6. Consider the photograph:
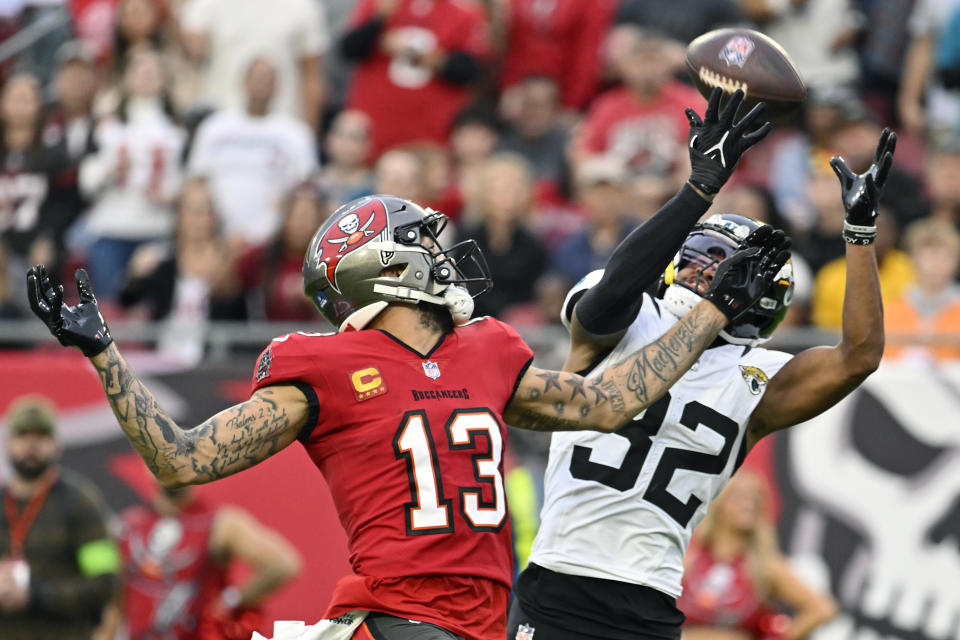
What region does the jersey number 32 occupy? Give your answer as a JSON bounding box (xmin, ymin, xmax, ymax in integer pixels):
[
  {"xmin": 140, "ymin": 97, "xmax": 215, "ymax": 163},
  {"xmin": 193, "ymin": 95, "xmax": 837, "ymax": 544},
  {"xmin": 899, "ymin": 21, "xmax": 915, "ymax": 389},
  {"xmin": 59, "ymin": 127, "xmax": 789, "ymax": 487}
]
[{"xmin": 570, "ymin": 391, "xmax": 742, "ymax": 528}]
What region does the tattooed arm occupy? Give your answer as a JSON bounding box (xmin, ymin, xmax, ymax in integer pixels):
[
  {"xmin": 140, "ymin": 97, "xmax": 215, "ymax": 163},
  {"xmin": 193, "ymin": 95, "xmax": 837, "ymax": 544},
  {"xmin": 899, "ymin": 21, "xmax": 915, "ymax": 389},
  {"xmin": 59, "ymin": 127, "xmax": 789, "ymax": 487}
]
[
  {"xmin": 504, "ymin": 300, "xmax": 728, "ymax": 432},
  {"xmin": 90, "ymin": 344, "xmax": 307, "ymax": 487}
]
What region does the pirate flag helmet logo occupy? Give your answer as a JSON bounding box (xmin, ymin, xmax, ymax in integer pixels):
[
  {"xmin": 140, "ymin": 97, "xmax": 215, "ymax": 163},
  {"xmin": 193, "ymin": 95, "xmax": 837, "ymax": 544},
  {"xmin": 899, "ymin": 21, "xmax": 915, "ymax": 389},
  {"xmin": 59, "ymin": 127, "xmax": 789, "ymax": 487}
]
[{"xmin": 303, "ymin": 195, "xmax": 492, "ymax": 332}]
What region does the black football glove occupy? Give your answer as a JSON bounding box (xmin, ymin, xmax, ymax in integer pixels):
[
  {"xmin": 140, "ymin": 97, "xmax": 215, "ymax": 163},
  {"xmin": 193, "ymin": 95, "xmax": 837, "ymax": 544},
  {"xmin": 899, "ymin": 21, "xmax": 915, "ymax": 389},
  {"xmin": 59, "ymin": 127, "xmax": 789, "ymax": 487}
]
[
  {"xmin": 704, "ymin": 225, "xmax": 792, "ymax": 321},
  {"xmin": 27, "ymin": 265, "xmax": 113, "ymax": 357},
  {"xmin": 687, "ymin": 87, "xmax": 772, "ymax": 195},
  {"xmin": 830, "ymin": 127, "xmax": 896, "ymax": 245}
]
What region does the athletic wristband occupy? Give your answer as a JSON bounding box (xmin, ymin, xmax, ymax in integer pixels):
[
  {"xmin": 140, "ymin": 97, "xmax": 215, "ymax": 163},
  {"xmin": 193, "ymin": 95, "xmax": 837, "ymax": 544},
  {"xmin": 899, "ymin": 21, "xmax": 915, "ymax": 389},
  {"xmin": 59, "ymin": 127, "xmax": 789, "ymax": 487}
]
[{"xmin": 843, "ymin": 221, "xmax": 877, "ymax": 245}]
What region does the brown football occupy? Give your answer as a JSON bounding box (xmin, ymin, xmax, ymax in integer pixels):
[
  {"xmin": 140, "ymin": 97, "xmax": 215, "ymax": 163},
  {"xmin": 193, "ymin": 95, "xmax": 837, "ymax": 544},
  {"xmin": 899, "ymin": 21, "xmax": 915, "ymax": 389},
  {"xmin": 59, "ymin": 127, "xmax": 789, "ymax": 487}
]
[{"xmin": 685, "ymin": 28, "xmax": 805, "ymax": 119}]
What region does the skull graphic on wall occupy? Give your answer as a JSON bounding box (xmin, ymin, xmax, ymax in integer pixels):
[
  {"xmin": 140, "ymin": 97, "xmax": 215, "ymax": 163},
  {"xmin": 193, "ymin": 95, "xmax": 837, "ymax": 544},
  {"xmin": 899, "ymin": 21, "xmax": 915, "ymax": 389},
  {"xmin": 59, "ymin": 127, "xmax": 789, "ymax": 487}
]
[{"xmin": 779, "ymin": 363, "xmax": 960, "ymax": 640}]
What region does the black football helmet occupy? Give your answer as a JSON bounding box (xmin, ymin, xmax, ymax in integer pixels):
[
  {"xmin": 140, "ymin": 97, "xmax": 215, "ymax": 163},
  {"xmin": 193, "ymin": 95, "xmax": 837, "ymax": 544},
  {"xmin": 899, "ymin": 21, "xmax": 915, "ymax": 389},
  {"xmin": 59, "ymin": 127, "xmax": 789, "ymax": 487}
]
[
  {"xmin": 302, "ymin": 195, "xmax": 491, "ymax": 331},
  {"xmin": 657, "ymin": 213, "xmax": 794, "ymax": 346}
]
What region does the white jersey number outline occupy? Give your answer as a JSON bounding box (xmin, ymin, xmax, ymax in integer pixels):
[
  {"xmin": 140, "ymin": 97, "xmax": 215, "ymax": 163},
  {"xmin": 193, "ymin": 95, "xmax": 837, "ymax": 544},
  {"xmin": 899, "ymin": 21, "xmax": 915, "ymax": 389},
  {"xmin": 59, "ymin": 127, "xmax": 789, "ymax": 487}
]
[{"xmin": 394, "ymin": 409, "xmax": 506, "ymax": 535}]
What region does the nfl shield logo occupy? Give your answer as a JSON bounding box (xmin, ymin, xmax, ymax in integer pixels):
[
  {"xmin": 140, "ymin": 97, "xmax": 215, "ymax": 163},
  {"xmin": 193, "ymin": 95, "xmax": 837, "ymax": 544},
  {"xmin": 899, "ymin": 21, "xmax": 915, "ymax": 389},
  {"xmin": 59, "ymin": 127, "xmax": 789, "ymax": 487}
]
[
  {"xmin": 516, "ymin": 624, "xmax": 535, "ymax": 640},
  {"xmin": 422, "ymin": 361, "xmax": 441, "ymax": 379},
  {"xmin": 719, "ymin": 35, "xmax": 755, "ymax": 67}
]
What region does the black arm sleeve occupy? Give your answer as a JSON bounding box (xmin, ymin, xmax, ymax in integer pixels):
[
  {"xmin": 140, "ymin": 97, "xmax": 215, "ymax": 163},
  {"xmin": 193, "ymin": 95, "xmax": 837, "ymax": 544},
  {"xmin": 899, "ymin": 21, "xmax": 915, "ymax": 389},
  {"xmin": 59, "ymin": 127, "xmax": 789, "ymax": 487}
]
[
  {"xmin": 340, "ymin": 17, "xmax": 386, "ymax": 61},
  {"xmin": 438, "ymin": 50, "xmax": 482, "ymax": 85},
  {"xmin": 574, "ymin": 184, "xmax": 712, "ymax": 337}
]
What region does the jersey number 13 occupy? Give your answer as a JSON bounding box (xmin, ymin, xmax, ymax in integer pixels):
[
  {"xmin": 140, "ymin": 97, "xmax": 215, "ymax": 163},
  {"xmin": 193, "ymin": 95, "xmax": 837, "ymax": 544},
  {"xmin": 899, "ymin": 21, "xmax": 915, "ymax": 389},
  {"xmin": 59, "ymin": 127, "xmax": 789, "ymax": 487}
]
[{"xmin": 393, "ymin": 408, "xmax": 506, "ymax": 535}]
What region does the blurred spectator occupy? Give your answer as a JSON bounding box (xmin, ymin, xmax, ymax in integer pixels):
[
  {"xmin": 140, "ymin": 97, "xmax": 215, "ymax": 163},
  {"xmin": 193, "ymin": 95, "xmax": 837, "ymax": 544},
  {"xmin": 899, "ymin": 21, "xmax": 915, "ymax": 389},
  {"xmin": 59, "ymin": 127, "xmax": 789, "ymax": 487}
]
[
  {"xmin": 496, "ymin": 0, "xmax": 615, "ymax": 112},
  {"xmin": 811, "ymin": 209, "xmax": 914, "ymax": 330},
  {"xmin": 46, "ymin": 41, "xmax": 98, "ymax": 161},
  {"xmin": 79, "ymin": 48, "xmax": 184, "ymax": 300},
  {"xmin": 101, "ymin": 482, "xmax": 301, "ymax": 640},
  {"xmin": 0, "ymin": 395, "xmax": 119, "ymax": 640},
  {"xmin": 745, "ymin": 0, "xmax": 861, "ymax": 92},
  {"xmin": 856, "ymin": 0, "xmax": 915, "ymax": 122},
  {"xmin": 180, "ymin": 0, "xmax": 328, "ymax": 128},
  {"xmin": 319, "ymin": 109, "xmax": 374, "ymax": 208},
  {"xmin": 188, "ymin": 56, "xmax": 318, "ymax": 248},
  {"xmin": 238, "ymin": 181, "xmax": 329, "ymax": 322},
  {"xmin": 884, "ymin": 219, "xmax": 960, "ymax": 362},
  {"xmin": 459, "ymin": 152, "xmax": 548, "ymax": 319},
  {"xmin": 926, "ymin": 142, "xmax": 960, "ymax": 225},
  {"xmin": 497, "ymin": 75, "xmax": 571, "ymax": 207},
  {"xmin": 552, "ymin": 156, "xmax": 631, "ymax": 284},
  {"xmin": 120, "ymin": 178, "xmax": 244, "ymax": 345},
  {"xmin": 374, "ymin": 147, "xmax": 424, "ymax": 203},
  {"xmin": 898, "ymin": 0, "xmax": 960, "ymax": 140},
  {"xmin": 341, "ymin": 0, "xmax": 489, "ymax": 157},
  {"xmin": 768, "ymin": 87, "xmax": 852, "ymax": 232},
  {"xmin": 0, "ymin": 72, "xmax": 69, "ymax": 279},
  {"xmin": 679, "ymin": 470, "xmax": 838, "ymax": 640},
  {"xmin": 615, "ymin": 0, "xmax": 743, "ymax": 45},
  {"xmin": 450, "ymin": 105, "xmax": 501, "ymax": 221},
  {"xmin": 110, "ymin": 0, "xmax": 165, "ymax": 73},
  {"xmin": 41, "ymin": 42, "xmax": 99, "ymax": 271},
  {"xmin": 574, "ymin": 26, "xmax": 699, "ymax": 183},
  {"xmin": 413, "ymin": 143, "xmax": 457, "ymax": 216}
]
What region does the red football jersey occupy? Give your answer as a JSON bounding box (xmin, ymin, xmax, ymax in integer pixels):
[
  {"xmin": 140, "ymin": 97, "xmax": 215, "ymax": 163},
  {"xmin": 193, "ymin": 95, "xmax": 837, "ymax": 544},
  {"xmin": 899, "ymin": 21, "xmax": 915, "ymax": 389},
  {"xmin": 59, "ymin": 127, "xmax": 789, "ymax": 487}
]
[
  {"xmin": 119, "ymin": 500, "xmax": 226, "ymax": 640},
  {"xmin": 576, "ymin": 83, "xmax": 703, "ymax": 176},
  {"xmin": 250, "ymin": 318, "xmax": 533, "ymax": 640},
  {"xmin": 499, "ymin": 0, "xmax": 615, "ymax": 109},
  {"xmin": 679, "ymin": 541, "xmax": 785, "ymax": 639},
  {"xmin": 345, "ymin": 0, "xmax": 489, "ymax": 158}
]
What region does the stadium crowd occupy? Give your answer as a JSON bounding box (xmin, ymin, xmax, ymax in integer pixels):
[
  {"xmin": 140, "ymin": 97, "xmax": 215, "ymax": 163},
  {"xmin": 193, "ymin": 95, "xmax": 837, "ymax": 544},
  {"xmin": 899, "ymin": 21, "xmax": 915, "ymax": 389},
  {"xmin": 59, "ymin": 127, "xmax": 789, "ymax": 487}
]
[{"xmin": 0, "ymin": 0, "xmax": 958, "ymax": 357}]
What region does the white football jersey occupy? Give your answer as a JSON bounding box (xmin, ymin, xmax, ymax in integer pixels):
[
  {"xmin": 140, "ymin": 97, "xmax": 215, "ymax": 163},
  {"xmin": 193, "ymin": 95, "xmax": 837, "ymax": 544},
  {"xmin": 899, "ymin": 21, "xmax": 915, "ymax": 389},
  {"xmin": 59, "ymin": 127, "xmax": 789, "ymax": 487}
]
[{"xmin": 528, "ymin": 274, "xmax": 792, "ymax": 598}]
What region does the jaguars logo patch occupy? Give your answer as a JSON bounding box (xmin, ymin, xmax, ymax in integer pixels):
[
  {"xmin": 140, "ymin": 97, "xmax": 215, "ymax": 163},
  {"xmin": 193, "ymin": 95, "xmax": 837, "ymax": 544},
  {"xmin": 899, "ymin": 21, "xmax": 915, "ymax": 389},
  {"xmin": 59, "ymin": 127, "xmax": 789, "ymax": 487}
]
[{"xmin": 739, "ymin": 365, "xmax": 769, "ymax": 395}]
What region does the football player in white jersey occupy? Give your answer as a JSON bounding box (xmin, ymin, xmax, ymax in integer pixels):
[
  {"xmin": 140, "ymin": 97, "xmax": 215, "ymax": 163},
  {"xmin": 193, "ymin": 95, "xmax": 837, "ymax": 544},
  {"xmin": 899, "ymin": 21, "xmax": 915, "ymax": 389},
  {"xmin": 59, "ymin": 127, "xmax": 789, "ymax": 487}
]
[{"xmin": 507, "ymin": 88, "xmax": 895, "ymax": 640}]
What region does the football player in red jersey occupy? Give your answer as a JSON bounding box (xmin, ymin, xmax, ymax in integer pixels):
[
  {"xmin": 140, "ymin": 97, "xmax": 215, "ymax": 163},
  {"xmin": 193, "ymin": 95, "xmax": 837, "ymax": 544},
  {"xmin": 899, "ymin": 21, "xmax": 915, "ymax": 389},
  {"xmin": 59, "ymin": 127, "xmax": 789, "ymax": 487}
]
[{"xmin": 25, "ymin": 97, "xmax": 787, "ymax": 640}]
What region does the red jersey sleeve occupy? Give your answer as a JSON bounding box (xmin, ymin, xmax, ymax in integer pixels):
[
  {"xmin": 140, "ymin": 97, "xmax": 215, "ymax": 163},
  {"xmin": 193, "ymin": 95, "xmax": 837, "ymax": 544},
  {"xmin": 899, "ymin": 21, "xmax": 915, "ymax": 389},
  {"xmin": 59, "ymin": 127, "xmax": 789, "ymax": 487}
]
[
  {"xmin": 489, "ymin": 319, "xmax": 535, "ymax": 411},
  {"xmin": 250, "ymin": 334, "xmax": 330, "ymax": 443}
]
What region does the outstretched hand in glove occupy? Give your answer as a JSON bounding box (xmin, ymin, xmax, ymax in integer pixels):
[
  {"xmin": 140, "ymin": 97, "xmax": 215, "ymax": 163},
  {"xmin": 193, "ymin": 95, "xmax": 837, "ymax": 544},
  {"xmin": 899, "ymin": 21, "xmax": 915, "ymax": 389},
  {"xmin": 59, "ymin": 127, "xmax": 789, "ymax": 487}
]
[
  {"xmin": 687, "ymin": 87, "xmax": 772, "ymax": 196},
  {"xmin": 830, "ymin": 127, "xmax": 897, "ymax": 245},
  {"xmin": 26, "ymin": 265, "xmax": 113, "ymax": 357}
]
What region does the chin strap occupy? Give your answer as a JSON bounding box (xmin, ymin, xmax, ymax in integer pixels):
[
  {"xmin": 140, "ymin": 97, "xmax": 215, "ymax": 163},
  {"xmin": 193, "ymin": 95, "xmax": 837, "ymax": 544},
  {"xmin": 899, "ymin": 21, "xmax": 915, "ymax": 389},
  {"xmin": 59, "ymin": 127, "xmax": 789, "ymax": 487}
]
[{"xmin": 344, "ymin": 284, "xmax": 474, "ymax": 333}]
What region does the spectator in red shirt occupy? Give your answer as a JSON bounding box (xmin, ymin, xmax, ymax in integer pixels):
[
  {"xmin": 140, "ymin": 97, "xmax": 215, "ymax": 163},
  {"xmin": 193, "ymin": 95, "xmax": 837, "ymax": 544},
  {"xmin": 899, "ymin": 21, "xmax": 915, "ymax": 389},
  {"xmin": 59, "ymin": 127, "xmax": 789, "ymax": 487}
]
[
  {"xmin": 496, "ymin": 0, "xmax": 616, "ymax": 112},
  {"xmin": 574, "ymin": 26, "xmax": 700, "ymax": 183},
  {"xmin": 237, "ymin": 181, "xmax": 331, "ymax": 323},
  {"xmin": 340, "ymin": 0, "xmax": 490, "ymax": 158}
]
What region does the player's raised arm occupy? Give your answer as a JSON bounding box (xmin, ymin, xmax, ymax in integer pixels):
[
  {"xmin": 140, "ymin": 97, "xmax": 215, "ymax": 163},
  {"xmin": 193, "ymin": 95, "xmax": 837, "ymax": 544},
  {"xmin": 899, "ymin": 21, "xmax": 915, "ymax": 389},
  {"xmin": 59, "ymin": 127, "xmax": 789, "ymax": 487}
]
[
  {"xmin": 567, "ymin": 88, "xmax": 771, "ymax": 371},
  {"xmin": 747, "ymin": 129, "xmax": 894, "ymax": 445},
  {"xmin": 26, "ymin": 267, "xmax": 308, "ymax": 486},
  {"xmin": 505, "ymin": 226, "xmax": 791, "ymax": 432}
]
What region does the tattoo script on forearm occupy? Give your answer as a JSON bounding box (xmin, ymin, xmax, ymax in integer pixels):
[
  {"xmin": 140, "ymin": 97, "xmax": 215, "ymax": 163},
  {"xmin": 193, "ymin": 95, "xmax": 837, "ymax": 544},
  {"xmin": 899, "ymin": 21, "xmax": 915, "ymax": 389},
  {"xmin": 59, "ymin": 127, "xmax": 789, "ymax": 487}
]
[
  {"xmin": 92, "ymin": 344, "xmax": 293, "ymax": 484},
  {"xmin": 510, "ymin": 302, "xmax": 725, "ymax": 432}
]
